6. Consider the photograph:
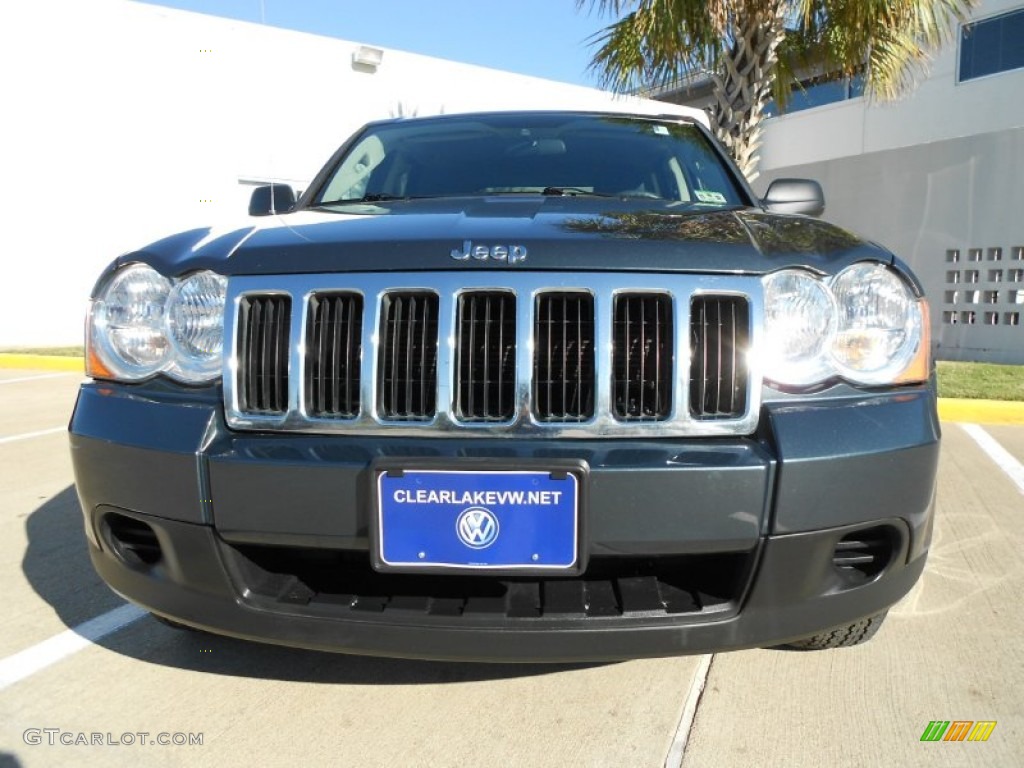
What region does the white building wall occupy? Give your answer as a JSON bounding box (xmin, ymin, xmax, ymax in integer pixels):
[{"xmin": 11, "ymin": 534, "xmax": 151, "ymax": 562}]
[
  {"xmin": 760, "ymin": 0, "xmax": 1024, "ymax": 171},
  {"xmin": 0, "ymin": 0, "xmax": 698, "ymax": 348}
]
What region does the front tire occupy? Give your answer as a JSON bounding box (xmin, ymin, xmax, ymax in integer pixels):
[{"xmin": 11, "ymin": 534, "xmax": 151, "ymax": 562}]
[{"xmin": 784, "ymin": 611, "xmax": 888, "ymax": 650}]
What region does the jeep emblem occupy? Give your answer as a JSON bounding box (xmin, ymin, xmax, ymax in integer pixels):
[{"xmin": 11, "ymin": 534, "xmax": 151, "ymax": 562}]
[{"xmin": 450, "ymin": 240, "xmax": 528, "ymax": 264}]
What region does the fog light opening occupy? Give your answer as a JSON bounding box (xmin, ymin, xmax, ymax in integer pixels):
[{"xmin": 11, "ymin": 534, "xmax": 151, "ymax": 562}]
[
  {"xmin": 832, "ymin": 526, "xmax": 897, "ymax": 583},
  {"xmin": 102, "ymin": 512, "xmax": 162, "ymax": 568}
]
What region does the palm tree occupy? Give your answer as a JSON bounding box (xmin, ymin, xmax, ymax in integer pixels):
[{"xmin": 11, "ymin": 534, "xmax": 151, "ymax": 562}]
[{"xmin": 579, "ymin": 0, "xmax": 977, "ymax": 179}]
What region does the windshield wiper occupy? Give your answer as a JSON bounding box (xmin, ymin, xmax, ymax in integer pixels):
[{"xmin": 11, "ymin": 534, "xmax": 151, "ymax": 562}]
[
  {"xmin": 315, "ymin": 193, "xmax": 412, "ymax": 206},
  {"xmin": 541, "ymin": 187, "xmax": 614, "ymax": 198}
]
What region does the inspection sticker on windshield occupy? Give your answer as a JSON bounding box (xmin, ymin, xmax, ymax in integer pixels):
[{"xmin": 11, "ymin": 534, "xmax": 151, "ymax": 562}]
[
  {"xmin": 695, "ymin": 189, "xmax": 727, "ymax": 204},
  {"xmin": 376, "ymin": 469, "xmax": 579, "ymax": 572}
]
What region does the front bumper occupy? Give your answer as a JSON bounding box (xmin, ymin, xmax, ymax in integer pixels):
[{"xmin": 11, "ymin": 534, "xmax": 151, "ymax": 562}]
[{"xmin": 69, "ymin": 382, "xmax": 940, "ymax": 662}]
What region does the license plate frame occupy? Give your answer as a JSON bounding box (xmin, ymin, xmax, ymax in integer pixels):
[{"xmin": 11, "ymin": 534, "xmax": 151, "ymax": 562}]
[{"xmin": 370, "ymin": 459, "xmax": 588, "ymax": 576}]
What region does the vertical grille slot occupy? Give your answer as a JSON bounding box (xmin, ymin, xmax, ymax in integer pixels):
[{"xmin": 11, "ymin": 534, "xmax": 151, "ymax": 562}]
[
  {"xmin": 533, "ymin": 293, "xmax": 595, "ymax": 422},
  {"xmin": 378, "ymin": 292, "xmax": 439, "ymax": 420},
  {"xmin": 307, "ymin": 292, "xmax": 363, "ymax": 418},
  {"xmin": 613, "ymin": 294, "xmax": 673, "ymax": 420},
  {"xmin": 455, "ymin": 292, "xmax": 516, "ymax": 421},
  {"xmin": 237, "ymin": 294, "xmax": 291, "ymax": 414},
  {"xmin": 689, "ymin": 296, "xmax": 749, "ymax": 419}
]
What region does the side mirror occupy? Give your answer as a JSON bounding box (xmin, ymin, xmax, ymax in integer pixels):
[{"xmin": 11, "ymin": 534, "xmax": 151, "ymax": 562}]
[
  {"xmin": 249, "ymin": 184, "xmax": 296, "ymax": 216},
  {"xmin": 762, "ymin": 179, "xmax": 825, "ymax": 217}
]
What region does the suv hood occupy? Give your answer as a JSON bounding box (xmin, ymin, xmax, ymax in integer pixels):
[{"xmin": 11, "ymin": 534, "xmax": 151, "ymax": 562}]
[{"xmin": 112, "ymin": 197, "xmax": 892, "ymax": 282}]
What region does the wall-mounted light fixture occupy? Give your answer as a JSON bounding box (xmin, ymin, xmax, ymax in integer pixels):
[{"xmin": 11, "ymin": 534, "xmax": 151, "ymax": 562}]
[{"xmin": 352, "ymin": 45, "xmax": 384, "ymax": 72}]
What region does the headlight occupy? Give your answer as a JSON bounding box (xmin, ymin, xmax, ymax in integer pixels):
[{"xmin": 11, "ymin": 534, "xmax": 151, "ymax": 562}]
[
  {"xmin": 763, "ymin": 263, "xmax": 929, "ymax": 388},
  {"xmin": 762, "ymin": 270, "xmax": 836, "ymax": 386},
  {"xmin": 89, "ymin": 264, "xmax": 172, "ymax": 380},
  {"xmin": 87, "ymin": 264, "xmax": 227, "ymax": 384},
  {"xmin": 167, "ymin": 271, "xmax": 229, "ymax": 382},
  {"xmin": 831, "ymin": 263, "xmax": 922, "ymax": 384}
]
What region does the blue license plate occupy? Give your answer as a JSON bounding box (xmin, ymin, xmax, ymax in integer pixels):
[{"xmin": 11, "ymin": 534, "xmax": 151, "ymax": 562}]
[{"xmin": 376, "ymin": 470, "xmax": 579, "ymax": 571}]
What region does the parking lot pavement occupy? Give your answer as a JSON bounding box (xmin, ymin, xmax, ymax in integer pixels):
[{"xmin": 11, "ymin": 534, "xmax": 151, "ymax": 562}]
[
  {"xmin": 0, "ymin": 373, "xmax": 104, "ymax": 659},
  {"xmin": 1, "ymin": 368, "xmax": 1022, "ymax": 767},
  {"xmin": 2, "ymin": 629, "xmax": 699, "ymax": 768},
  {"xmin": 682, "ymin": 423, "xmax": 1023, "ymax": 768},
  {"xmin": 985, "ymin": 425, "xmax": 1024, "ymax": 469},
  {"xmin": 0, "ymin": 371, "xmax": 80, "ymax": 438}
]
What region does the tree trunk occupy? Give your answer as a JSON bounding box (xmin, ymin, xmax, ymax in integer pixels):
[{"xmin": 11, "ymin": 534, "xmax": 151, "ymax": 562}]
[{"xmin": 710, "ymin": 5, "xmax": 788, "ymax": 181}]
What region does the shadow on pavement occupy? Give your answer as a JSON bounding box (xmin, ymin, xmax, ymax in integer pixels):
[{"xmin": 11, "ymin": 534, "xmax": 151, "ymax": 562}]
[
  {"xmin": 20, "ymin": 486, "xmax": 124, "ymax": 628},
  {"xmin": 23, "ymin": 487, "xmax": 607, "ymax": 685}
]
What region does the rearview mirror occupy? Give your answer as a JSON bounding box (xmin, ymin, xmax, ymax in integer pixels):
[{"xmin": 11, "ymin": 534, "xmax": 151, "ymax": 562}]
[
  {"xmin": 249, "ymin": 184, "xmax": 296, "ymax": 216},
  {"xmin": 762, "ymin": 179, "xmax": 825, "ymax": 217}
]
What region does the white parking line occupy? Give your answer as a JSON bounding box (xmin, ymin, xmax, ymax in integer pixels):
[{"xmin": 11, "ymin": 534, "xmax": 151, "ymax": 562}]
[
  {"xmin": 0, "ymin": 604, "xmax": 147, "ymax": 691},
  {"xmin": 0, "ymin": 373, "xmax": 75, "ymax": 385},
  {"xmin": 961, "ymin": 423, "xmax": 1024, "ymax": 495},
  {"xmin": 664, "ymin": 653, "xmax": 713, "ymax": 767},
  {"xmin": 0, "ymin": 427, "xmax": 66, "ymax": 445}
]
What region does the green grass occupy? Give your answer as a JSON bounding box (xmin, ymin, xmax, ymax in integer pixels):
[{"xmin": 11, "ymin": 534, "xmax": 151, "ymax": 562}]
[
  {"xmin": 936, "ymin": 361, "xmax": 1024, "ymax": 402},
  {"xmin": 0, "ymin": 346, "xmax": 84, "ymax": 357}
]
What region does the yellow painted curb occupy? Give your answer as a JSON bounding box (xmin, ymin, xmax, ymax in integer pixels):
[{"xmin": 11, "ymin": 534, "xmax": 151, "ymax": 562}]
[
  {"xmin": 0, "ymin": 354, "xmax": 84, "ymax": 373},
  {"xmin": 938, "ymin": 398, "xmax": 1024, "ymax": 426}
]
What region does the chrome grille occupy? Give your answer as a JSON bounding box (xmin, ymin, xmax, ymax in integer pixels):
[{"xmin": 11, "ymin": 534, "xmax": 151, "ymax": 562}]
[{"xmin": 225, "ymin": 273, "xmax": 763, "ymax": 438}]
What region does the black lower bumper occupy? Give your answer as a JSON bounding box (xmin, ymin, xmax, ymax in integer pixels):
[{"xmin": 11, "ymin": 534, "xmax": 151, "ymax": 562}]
[
  {"xmin": 70, "ymin": 382, "xmax": 939, "ymax": 661},
  {"xmin": 87, "ymin": 510, "xmax": 926, "ymax": 661}
]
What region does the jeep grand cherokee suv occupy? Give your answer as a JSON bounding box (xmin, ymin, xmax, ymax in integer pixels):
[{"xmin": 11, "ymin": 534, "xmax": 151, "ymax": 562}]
[{"xmin": 70, "ymin": 111, "xmax": 939, "ymax": 661}]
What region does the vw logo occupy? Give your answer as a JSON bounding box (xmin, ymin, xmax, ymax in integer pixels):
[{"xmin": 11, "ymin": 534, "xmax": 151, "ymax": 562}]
[{"xmin": 456, "ymin": 507, "xmax": 500, "ymax": 549}]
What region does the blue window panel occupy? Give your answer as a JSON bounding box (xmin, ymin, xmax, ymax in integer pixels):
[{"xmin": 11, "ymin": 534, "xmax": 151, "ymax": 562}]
[
  {"xmin": 785, "ymin": 79, "xmax": 848, "ymax": 114},
  {"xmin": 960, "ymin": 9, "xmax": 1024, "ymax": 82},
  {"xmin": 765, "ymin": 72, "xmax": 864, "ymax": 117}
]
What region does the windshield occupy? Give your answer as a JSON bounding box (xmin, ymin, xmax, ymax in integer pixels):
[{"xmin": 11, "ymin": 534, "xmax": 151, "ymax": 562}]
[{"xmin": 313, "ymin": 113, "xmax": 747, "ymax": 207}]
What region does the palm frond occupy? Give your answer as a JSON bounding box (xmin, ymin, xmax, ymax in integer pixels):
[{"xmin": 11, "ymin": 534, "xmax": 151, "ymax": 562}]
[
  {"xmin": 578, "ymin": 0, "xmax": 978, "ymax": 177},
  {"xmin": 580, "ymin": 0, "xmax": 729, "ymax": 92},
  {"xmin": 794, "ymin": 0, "xmax": 977, "ymax": 101}
]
